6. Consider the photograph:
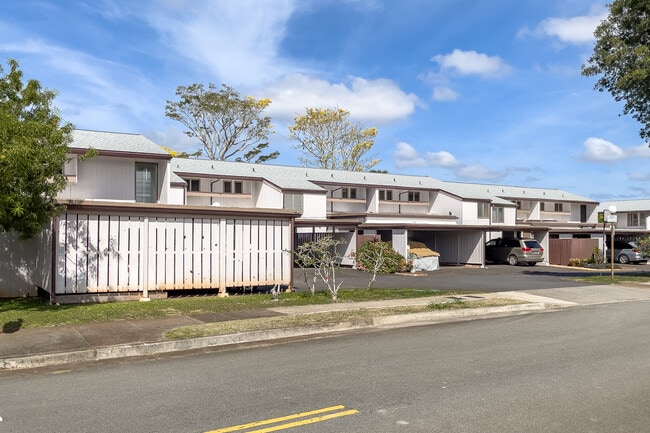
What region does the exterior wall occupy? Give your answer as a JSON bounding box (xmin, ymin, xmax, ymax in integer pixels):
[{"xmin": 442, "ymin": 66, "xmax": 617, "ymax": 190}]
[
  {"xmin": 301, "ymin": 193, "xmax": 327, "ymax": 219},
  {"xmin": 461, "ymin": 201, "xmax": 490, "ymax": 225},
  {"xmin": 431, "ymin": 192, "xmax": 462, "ymax": 217},
  {"xmin": 255, "ymin": 183, "xmax": 283, "ymax": 209},
  {"xmin": 60, "ymin": 155, "xmax": 170, "ymax": 204},
  {"xmin": 0, "ymin": 229, "xmax": 51, "ymax": 298},
  {"xmin": 52, "ymin": 209, "xmax": 293, "ymax": 299},
  {"xmin": 168, "ymin": 186, "xmax": 185, "ymax": 205}
]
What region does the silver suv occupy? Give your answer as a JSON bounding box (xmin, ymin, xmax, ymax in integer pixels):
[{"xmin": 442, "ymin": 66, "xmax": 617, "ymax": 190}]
[{"xmin": 485, "ymin": 237, "xmax": 544, "ymax": 266}]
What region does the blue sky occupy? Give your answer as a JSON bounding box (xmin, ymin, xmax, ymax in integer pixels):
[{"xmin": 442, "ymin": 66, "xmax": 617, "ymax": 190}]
[{"xmin": 2, "ymin": 0, "xmax": 649, "ymax": 202}]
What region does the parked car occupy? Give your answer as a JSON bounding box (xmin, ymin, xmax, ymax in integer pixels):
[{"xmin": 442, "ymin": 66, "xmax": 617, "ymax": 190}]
[
  {"xmin": 606, "ymin": 241, "xmax": 647, "ymax": 264},
  {"xmin": 485, "ymin": 237, "xmax": 544, "ymax": 266}
]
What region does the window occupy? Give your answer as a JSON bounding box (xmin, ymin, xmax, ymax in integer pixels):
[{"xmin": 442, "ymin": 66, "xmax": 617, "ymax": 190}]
[
  {"xmin": 478, "ymin": 202, "xmax": 489, "ymax": 218},
  {"xmin": 284, "ymin": 193, "xmax": 303, "ymax": 213},
  {"xmin": 379, "ymin": 190, "xmax": 393, "ymax": 201},
  {"xmin": 407, "ymin": 191, "xmax": 420, "ymax": 202},
  {"xmin": 554, "ymin": 203, "xmax": 563, "ymax": 212},
  {"xmin": 187, "ymin": 179, "xmax": 200, "ymax": 192},
  {"xmin": 628, "ymin": 212, "xmax": 647, "ymax": 227},
  {"xmin": 341, "ymin": 187, "xmax": 357, "ymax": 199},
  {"xmin": 135, "ymin": 163, "xmax": 158, "ymax": 203},
  {"xmin": 540, "ymin": 202, "xmax": 546, "ymax": 211},
  {"xmin": 224, "ymin": 180, "xmax": 243, "ymax": 194},
  {"xmin": 492, "ymin": 207, "xmax": 504, "ymax": 223}
]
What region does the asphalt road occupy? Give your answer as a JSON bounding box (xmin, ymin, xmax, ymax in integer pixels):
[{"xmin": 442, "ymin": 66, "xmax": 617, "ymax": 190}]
[
  {"xmin": 2, "ymin": 300, "xmax": 649, "ymax": 433},
  {"xmin": 293, "ymin": 263, "xmax": 650, "ymax": 292}
]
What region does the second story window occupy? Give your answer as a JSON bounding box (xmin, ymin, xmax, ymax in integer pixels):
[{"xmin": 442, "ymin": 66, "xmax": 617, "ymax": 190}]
[
  {"xmin": 492, "ymin": 207, "xmax": 504, "ymax": 223},
  {"xmin": 187, "ymin": 179, "xmax": 200, "ymax": 192},
  {"xmin": 379, "ymin": 190, "xmax": 393, "ymax": 201},
  {"xmin": 554, "ymin": 203, "xmax": 563, "ymax": 212},
  {"xmin": 628, "ymin": 212, "xmax": 647, "ymax": 227},
  {"xmin": 407, "ymin": 191, "xmax": 420, "ymax": 202},
  {"xmin": 135, "ymin": 162, "xmax": 158, "ymax": 203},
  {"xmin": 223, "ymin": 180, "xmax": 243, "ymax": 194},
  {"xmin": 284, "ymin": 193, "xmax": 303, "ymax": 213},
  {"xmin": 342, "ymin": 187, "xmax": 357, "ymax": 199},
  {"xmin": 478, "ymin": 202, "xmax": 489, "ymax": 218}
]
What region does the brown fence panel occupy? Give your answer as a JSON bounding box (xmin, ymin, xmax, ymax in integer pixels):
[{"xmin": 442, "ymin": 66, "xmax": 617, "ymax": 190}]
[{"xmin": 549, "ymin": 238, "xmax": 599, "ymax": 265}]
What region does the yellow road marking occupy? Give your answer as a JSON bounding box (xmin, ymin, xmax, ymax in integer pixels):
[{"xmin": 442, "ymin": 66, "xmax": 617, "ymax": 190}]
[
  {"xmin": 245, "ymin": 410, "xmax": 359, "ymax": 433},
  {"xmin": 205, "ymin": 405, "xmax": 358, "ymax": 433}
]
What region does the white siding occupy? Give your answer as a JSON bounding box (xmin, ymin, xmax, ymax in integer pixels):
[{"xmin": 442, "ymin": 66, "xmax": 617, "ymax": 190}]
[
  {"xmin": 59, "ymin": 156, "xmax": 169, "ymax": 203},
  {"xmin": 301, "ymin": 193, "xmax": 327, "ymax": 219}
]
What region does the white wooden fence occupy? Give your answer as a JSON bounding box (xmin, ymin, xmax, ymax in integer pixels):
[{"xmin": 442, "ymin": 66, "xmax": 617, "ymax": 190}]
[{"xmin": 53, "ymin": 205, "xmax": 294, "ymax": 298}]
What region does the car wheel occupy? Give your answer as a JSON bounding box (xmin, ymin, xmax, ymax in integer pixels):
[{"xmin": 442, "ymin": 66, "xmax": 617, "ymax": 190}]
[
  {"xmin": 618, "ymin": 254, "xmax": 630, "ymax": 264},
  {"xmin": 527, "ymin": 262, "xmax": 537, "ymax": 266},
  {"xmin": 508, "ymin": 255, "xmax": 519, "ymax": 266}
]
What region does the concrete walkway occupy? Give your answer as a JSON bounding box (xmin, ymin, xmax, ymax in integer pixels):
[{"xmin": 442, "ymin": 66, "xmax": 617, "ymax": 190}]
[{"xmin": 2, "ymin": 284, "xmax": 650, "ymax": 370}]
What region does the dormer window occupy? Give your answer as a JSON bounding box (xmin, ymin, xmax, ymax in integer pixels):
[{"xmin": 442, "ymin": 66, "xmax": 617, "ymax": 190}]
[{"xmin": 224, "ymin": 180, "xmax": 243, "ymax": 194}]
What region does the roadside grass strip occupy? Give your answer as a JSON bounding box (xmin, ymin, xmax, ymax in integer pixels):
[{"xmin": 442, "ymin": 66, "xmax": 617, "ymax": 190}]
[
  {"xmin": 204, "ymin": 405, "xmax": 358, "ymax": 433},
  {"xmin": 165, "ymin": 298, "xmax": 525, "ymax": 339}
]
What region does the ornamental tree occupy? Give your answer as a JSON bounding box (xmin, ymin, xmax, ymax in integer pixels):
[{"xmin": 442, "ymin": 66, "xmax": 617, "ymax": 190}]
[
  {"xmin": 0, "ymin": 59, "xmax": 73, "ymax": 239},
  {"xmin": 581, "ymin": 0, "xmax": 650, "ymax": 143},
  {"xmin": 288, "ymin": 107, "xmax": 379, "ymax": 171},
  {"xmin": 165, "ymin": 83, "xmax": 279, "ymax": 162}
]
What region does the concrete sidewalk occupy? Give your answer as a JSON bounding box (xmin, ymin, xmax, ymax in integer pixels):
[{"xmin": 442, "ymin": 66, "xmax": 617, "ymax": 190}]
[{"xmin": 2, "ymin": 285, "xmax": 649, "ymax": 370}]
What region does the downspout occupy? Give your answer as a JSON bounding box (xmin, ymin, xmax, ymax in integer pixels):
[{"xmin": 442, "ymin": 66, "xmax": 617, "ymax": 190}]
[
  {"xmin": 399, "ymin": 191, "xmax": 408, "ymax": 214},
  {"xmin": 330, "ymin": 187, "xmax": 342, "ymax": 213}
]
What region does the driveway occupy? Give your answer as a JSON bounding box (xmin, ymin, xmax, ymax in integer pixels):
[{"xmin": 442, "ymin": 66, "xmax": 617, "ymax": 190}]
[{"xmin": 292, "ymin": 263, "xmax": 650, "ymax": 293}]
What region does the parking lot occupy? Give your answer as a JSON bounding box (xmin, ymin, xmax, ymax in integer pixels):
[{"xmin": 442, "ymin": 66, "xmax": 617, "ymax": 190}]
[{"xmin": 292, "ymin": 263, "xmax": 650, "ymax": 293}]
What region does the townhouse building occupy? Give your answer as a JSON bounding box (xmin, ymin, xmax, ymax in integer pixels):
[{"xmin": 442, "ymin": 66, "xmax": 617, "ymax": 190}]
[{"xmin": 1, "ymin": 129, "xmax": 609, "ymax": 301}]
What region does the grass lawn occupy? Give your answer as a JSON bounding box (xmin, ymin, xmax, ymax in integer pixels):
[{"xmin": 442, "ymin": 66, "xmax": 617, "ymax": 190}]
[
  {"xmin": 0, "ymin": 288, "xmax": 464, "ymax": 330},
  {"xmin": 574, "ymin": 273, "xmax": 650, "ymax": 285}
]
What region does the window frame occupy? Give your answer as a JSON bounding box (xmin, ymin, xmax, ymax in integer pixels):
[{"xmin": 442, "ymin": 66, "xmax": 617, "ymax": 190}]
[
  {"xmin": 492, "ymin": 206, "xmax": 505, "ymax": 223},
  {"xmin": 135, "ymin": 162, "xmax": 158, "ymax": 203}
]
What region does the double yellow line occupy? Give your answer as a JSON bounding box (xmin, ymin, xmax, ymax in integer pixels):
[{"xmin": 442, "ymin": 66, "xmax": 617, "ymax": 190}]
[{"xmin": 205, "ymin": 404, "xmax": 359, "ymax": 433}]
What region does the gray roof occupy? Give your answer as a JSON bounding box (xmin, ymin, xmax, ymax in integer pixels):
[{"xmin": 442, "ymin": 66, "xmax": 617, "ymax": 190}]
[
  {"xmin": 171, "ymin": 159, "xmax": 452, "ymax": 193},
  {"xmin": 601, "ymin": 199, "xmax": 650, "ymax": 212},
  {"xmin": 70, "ymin": 130, "xmax": 170, "ymax": 157},
  {"xmin": 442, "ymin": 181, "xmax": 597, "ymax": 205},
  {"xmin": 171, "ymin": 159, "xmax": 325, "ymax": 192}
]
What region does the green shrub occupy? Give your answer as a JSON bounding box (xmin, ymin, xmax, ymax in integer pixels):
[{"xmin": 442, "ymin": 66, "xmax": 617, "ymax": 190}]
[{"xmin": 355, "ymin": 240, "xmax": 409, "ymax": 274}]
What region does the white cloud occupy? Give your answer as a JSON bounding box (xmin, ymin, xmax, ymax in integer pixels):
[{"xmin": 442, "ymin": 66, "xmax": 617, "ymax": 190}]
[
  {"xmin": 431, "ymin": 49, "xmax": 511, "ymax": 78},
  {"xmin": 394, "ymin": 142, "xmax": 461, "ymax": 169},
  {"xmin": 578, "ymin": 137, "xmax": 650, "ymax": 162},
  {"xmin": 142, "ymin": 0, "xmax": 299, "ymax": 86},
  {"xmin": 523, "ymin": 8, "xmax": 608, "ymax": 45},
  {"xmin": 432, "ymin": 86, "xmax": 459, "ymax": 101},
  {"xmin": 456, "ymin": 164, "xmax": 507, "ymax": 180},
  {"xmin": 262, "ymin": 74, "xmax": 419, "ymax": 123}
]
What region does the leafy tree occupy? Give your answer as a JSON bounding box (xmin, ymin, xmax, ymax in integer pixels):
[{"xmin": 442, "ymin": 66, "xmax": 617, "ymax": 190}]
[
  {"xmin": 581, "ymin": 0, "xmax": 650, "ymax": 143},
  {"xmin": 288, "ymin": 107, "xmax": 379, "ymax": 171},
  {"xmin": 165, "ymin": 83, "xmax": 279, "ymax": 162},
  {"xmin": 0, "ymin": 59, "xmax": 73, "ymax": 239}
]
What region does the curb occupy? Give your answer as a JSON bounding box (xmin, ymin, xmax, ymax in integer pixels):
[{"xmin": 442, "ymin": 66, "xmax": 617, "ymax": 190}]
[{"xmin": 0, "ymin": 303, "xmax": 547, "ymax": 370}]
